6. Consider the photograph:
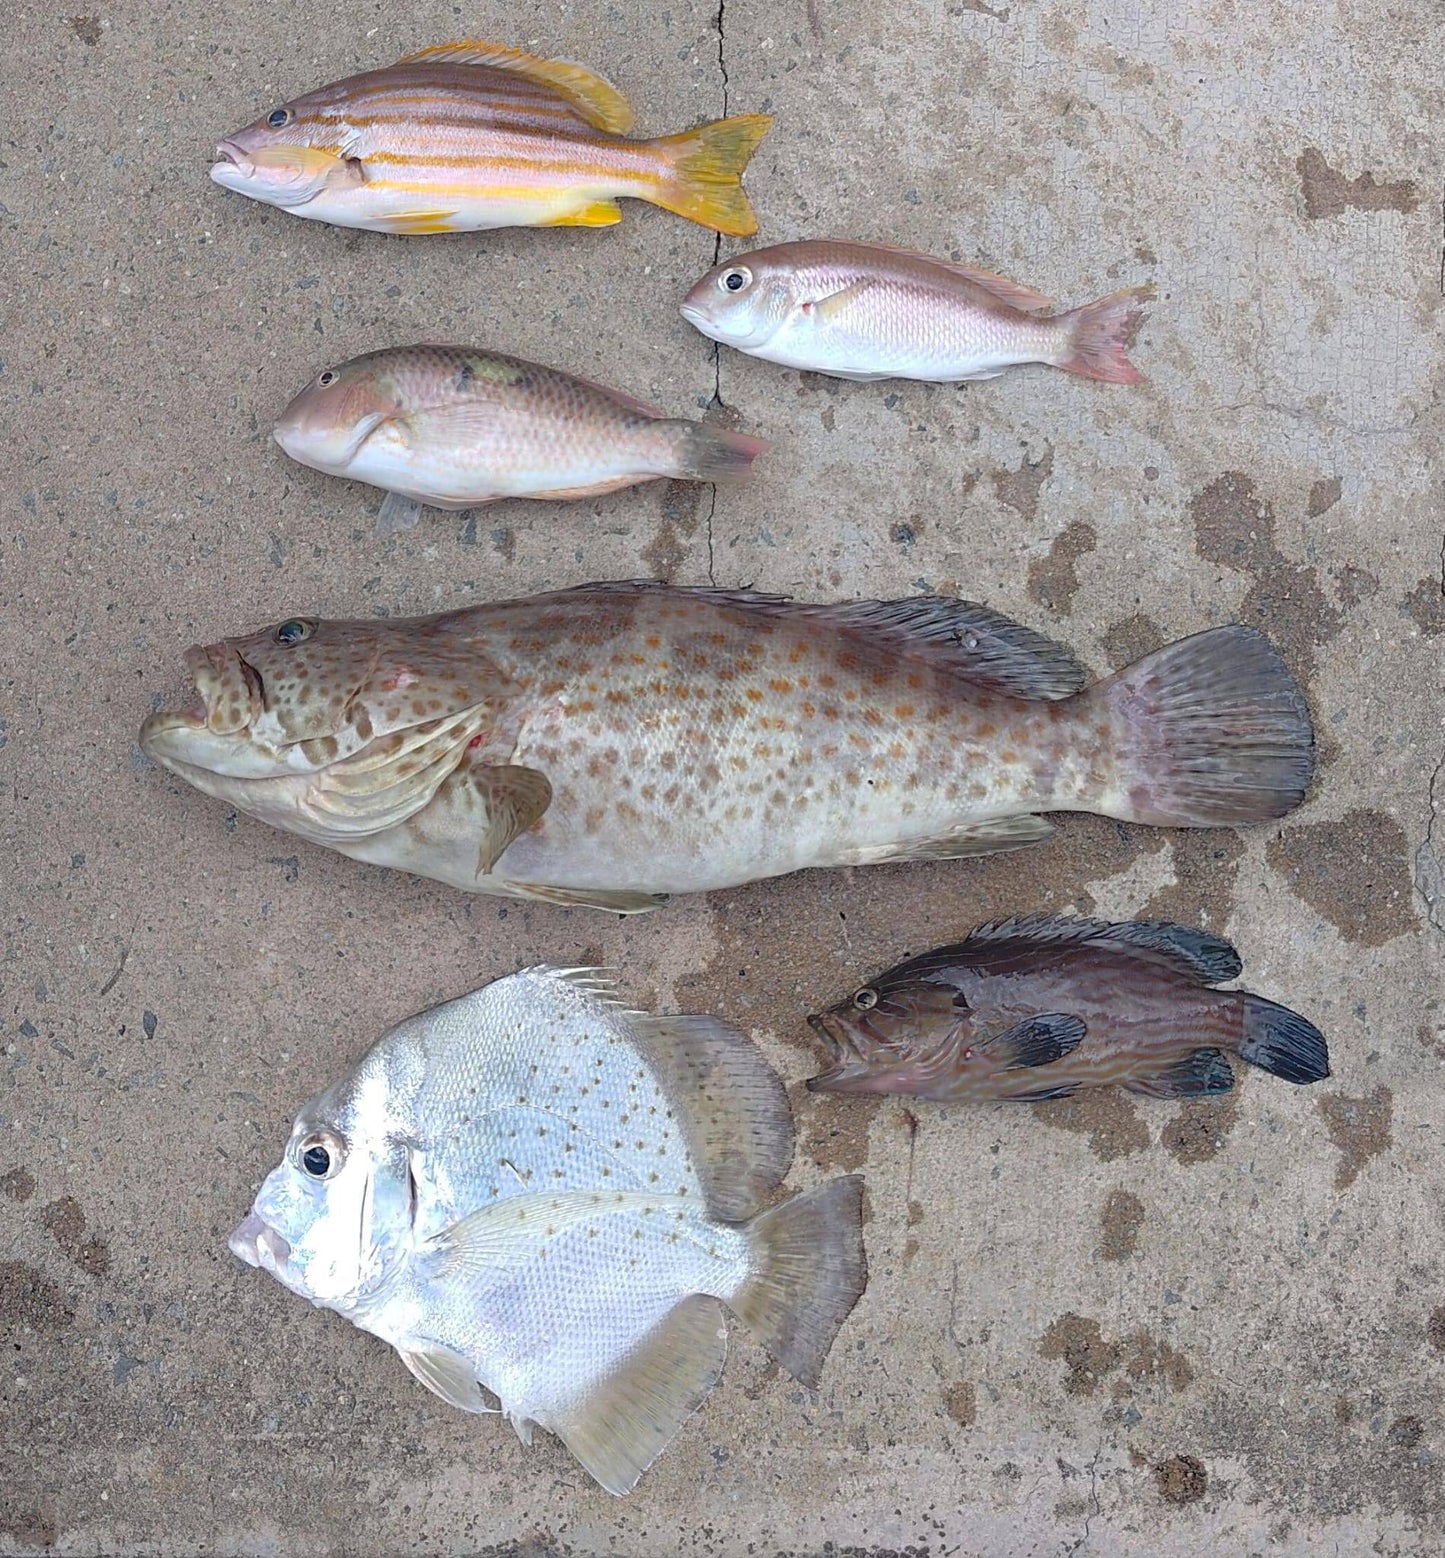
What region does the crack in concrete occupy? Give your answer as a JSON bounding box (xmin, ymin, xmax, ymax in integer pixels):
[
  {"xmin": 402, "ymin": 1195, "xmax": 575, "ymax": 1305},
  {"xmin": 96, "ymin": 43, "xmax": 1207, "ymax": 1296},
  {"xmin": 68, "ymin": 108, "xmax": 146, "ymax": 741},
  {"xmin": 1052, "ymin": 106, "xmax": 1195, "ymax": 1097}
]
[
  {"xmin": 700, "ymin": 0, "xmax": 731, "ymax": 586},
  {"xmin": 1417, "ymin": 746, "xmax": 1445, "ymax": 935},
  {"xmin": 1063, "ymin": 1442, "xmax": 1103, "ymax": 1556}
]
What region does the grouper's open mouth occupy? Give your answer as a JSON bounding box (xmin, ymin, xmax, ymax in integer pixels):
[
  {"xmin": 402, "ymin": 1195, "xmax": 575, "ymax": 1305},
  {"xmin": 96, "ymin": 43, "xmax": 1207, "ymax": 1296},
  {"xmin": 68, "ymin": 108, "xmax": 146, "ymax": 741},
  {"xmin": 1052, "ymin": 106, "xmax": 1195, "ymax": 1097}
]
[
  {"xmin": 138, "ymin": 643, "xmax": 268, "ymax": 776},
  {"xmin": 805, "ymin": 1010, "xmax": 877, "ymax": 1093}
]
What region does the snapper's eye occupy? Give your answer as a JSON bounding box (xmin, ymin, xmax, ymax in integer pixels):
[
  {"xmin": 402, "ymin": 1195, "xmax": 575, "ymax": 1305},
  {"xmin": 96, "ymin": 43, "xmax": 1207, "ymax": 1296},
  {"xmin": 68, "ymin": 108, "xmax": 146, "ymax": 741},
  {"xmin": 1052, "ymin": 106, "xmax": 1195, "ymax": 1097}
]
[
  {"xmin": 268, "ymin": 107, "xmax": 293, "ymax": 128},
  {"xmin": 852, "ymin": 987, "xmax": 878, "ymax": 1012},
  {"xmin": 297, "ymin": 1129, "xmax": 345, "ymax": 1180},
  {"xmin": 274, "ymin": 618, "xmax": 315, "ymax": 646},
  {"xmin": 720, "ymin": 266, "xmax": 751, "ymax": 294},
  {"xmin": 317, "ymin": 370, "xmax": 337, "ymax": 387}
]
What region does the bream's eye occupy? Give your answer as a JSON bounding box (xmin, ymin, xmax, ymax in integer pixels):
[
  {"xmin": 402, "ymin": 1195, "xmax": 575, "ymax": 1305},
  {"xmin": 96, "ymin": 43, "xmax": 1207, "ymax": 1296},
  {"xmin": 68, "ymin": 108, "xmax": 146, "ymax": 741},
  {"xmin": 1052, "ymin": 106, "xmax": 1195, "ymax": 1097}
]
[
  {"xmin": 274, "ymin": 618, "xmax": 314, "ymax": 646},
  {"xmin": 721, "ymin": 267, "xmax": 751, "ymax": 293},
  {"xmin": 852, "ymin": 988, "xmax": 878, "ymax": 1011},
  {"xmin": 298, "ymin": 1130, "xmax": 345, "ymax": 1180},
  {"xmin": 268, "ymin": 108, "xmax": 293, "ymax": 129}
]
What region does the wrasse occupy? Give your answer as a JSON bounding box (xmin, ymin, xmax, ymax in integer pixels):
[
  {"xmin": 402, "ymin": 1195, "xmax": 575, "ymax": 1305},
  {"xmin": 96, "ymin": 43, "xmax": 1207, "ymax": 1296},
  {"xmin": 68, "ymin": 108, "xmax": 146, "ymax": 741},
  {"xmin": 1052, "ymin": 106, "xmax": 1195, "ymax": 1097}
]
[
  {"xmin": 211, "ymin": 41, "xmax": 772, "ymax": 236},
  {"xmin": 808, "ymin": 916, "xmax": 1331, "ymax": 1101},
  {"xmin": 682, "ymin": 239, "xmax": 1152, "ymax": 383},
  {"xmin": 139, "ymin": 585, "xmax": 1315, "ymax": 913},
  {"xmin": 273, "ymin": 346, "xmax": 766, "ymax": 535}
]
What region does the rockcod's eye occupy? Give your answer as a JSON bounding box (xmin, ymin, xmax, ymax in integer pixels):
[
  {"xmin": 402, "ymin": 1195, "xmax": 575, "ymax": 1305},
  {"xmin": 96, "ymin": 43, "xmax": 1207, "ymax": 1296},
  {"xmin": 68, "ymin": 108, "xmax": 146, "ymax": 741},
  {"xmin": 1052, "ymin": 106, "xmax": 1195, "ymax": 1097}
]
[
  {"xmin": 297, "ymin": 1130, "xmax": 345, "ymax": 1180},
  {"xmin": 268, "ymin": 107, "xmax": 293, "ymax": 129},
  {"xmin": 317, "ymin": 370, "xmax": 337, "ymax": 387},
  {"xmin": 274, "ymin": 618, "xmax": 314, "ymax": 646},
  {"xmin": 852, "ymin": 987, "xmax": 878, "ymax": 1012},
  {"xmin": 720, "ymin": 267, "xmax": 751, "ymax": 293}
]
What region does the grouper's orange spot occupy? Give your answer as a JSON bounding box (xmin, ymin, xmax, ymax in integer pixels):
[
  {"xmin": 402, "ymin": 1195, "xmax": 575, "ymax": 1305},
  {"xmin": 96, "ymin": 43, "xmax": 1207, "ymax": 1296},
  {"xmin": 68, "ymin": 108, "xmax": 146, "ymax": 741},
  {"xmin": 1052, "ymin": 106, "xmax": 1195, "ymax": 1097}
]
[
  {"xmin": 645, "ymin": 635, "xmax": 662, "ymax": 649},
  {"xmin": 1000, "ymin": 749, "xmax": 1019, "ymax": 764},
  {"xmin": 818, "ymin": 673, "xmax": 836, "ymax": 689},
  {"xmin": 801, "ymin": 702, "xmax": 816, "ymax": 718},
  {"xmin": 769, "ymin": 678, "xmax": 793, "ymax": 694},
  {"xmin": 745, "ymin": 688, "xmax": 764, "ymax": 702}
]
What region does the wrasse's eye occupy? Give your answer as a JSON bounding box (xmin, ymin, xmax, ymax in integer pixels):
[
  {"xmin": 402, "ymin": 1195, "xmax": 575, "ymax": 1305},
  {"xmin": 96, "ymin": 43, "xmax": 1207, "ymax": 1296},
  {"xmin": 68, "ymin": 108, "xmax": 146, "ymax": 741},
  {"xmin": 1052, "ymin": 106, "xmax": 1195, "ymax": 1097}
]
[
  {"xmin": 267, "ymin": 107, "xmax": 294, "ymax": 129},
  {"xmin": 297, "ymin": 1129, "xmax": 345, "ymax": 1180},
  {"xmin": 852, "ymin": 987, "xmax": 878, "ymax": 1012},
  {"xmin": 720, "ymin": 266, "xmax": 751, "ymax": 294},
  {"xmin": 274, "ymin": 617, "xmax": 315, "ymax": 646},
  {"xmin": 317, "ymin": 370, "xmax": 337, "ymax": 387}
]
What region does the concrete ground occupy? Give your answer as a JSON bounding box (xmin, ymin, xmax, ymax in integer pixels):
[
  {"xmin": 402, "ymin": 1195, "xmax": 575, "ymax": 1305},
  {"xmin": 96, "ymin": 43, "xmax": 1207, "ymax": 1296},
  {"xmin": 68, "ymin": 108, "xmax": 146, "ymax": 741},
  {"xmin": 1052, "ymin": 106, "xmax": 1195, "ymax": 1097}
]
[{"xmin": 3, "ymin": 0, "xmax": 1443, "ymax": 1552}]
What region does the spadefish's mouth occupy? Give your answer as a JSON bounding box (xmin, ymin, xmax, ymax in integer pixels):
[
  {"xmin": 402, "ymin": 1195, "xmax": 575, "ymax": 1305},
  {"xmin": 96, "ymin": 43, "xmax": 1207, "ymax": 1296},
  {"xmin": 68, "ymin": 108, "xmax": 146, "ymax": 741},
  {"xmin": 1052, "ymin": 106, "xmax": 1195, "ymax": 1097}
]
[{"xmin": 229, "ymin": 1210, "xmax": 291, "ymax": 1272}]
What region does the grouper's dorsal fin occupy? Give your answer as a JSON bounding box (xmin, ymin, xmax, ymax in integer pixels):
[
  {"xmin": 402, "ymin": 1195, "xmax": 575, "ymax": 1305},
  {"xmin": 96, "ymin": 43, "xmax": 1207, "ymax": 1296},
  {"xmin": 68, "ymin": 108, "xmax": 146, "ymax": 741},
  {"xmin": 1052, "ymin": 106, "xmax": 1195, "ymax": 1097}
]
[
  {"xmin": 396, "ymin": 41, "xmax": 634, "ymax": 133},
  {"xmin": 958, "ymin": 914, "xmax": 1243, "ymax": 986}
]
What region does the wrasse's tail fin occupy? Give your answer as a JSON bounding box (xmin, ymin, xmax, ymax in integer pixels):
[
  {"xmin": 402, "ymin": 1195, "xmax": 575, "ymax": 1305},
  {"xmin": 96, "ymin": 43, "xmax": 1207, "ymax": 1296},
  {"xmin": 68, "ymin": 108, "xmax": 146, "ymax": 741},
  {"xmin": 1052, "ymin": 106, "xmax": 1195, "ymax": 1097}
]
[
  {"xmin": 671, "ymin": 422, "xmax": 768, "ymax": 485},
  {"xmin": 1055, "ymin": 284, "xmax": 1154, "ymax": 383},
  {"xmin": 1090, "ymin": 626, "xmax": 1316, "ymax": 826},
  {"xmin": 647, "ymin": 115, "xmax": 773, "ymax": 235},
  {"xmin": 1239, "ymin": 996, "xmax": 1331, "ymax": 1084},
  {"xmin": 734, "ymin": 1177, "xmax": 866, "ymax": 1387}
]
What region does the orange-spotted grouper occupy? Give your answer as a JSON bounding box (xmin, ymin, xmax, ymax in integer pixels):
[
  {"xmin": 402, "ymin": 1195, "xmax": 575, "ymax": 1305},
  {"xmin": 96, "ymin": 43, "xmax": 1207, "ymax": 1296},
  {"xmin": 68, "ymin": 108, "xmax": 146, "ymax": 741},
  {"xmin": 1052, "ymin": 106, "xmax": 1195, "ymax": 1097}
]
[{"xmin": 140, "ymin": 585, "xmax": 1316, "ymax": 913}]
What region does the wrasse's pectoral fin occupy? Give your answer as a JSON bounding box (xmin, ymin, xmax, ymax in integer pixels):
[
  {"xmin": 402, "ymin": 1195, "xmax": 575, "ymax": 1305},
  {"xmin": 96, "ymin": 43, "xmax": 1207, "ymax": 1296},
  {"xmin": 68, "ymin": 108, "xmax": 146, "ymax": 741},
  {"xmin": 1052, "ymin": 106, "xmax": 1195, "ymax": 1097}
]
[
  {"xmin": 539, "ymin": 199, "xmax": 623, "ymax": 227},
  {"xmin": 376, "ymin": 210, "xmax": 459, "ymax": 235},
  {"xmin": 1124, "ymin": 1047, "xmax": 1235, "ymax": 1099},
  {"xmin": 981, "ymin": 1012, "xmax": 1087, "ymax": 1070},
  {"xmin": 377, "ymin": 492, "xmax": 427, "ymax": 535},
  {"xmin": 474, "ymin": 765, "xmax": 553, "ymax": 874}
]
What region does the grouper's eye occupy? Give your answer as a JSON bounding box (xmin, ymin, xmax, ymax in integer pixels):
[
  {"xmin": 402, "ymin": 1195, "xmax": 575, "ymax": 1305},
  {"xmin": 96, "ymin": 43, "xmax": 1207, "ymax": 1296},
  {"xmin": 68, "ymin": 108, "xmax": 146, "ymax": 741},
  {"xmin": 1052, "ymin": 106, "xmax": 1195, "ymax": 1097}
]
[
  {"xmin": 297, "ymin": 1128, "xmax": 346, "ymax": 1180},
  {"xmin": 268, "ymin": 107, "xmax": 294, "ymax": 129},
  {"xmin": 274, "ymin": 618, "xmax": 315, "ymax": 646},
  {"xmin": 852, "ymin": 987, "xmax": 878, "ymax": 1012}
]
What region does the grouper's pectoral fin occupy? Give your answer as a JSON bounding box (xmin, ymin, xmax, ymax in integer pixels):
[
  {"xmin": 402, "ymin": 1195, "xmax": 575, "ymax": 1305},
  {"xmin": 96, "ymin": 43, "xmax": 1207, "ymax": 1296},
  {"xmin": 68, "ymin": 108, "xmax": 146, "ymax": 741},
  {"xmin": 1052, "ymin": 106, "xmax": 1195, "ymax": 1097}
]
[
  {"xmin": 549, "ymin": 1294, "xmax": 727, "ymax": 1496},
  {"xmin": 512, "ymin": 883, "xmax": 671, "ymax": 914},
  {"xmin": 1124, "ymin": 1048, "xmax": 1235, "ymax": 1099},
  {"xmin": 837, "ymin": 814, "xmax": 1054, "ymax": 866},
  {"xmin": 474, "ymin": 764, "xmax": 553, "ymax": 874}
]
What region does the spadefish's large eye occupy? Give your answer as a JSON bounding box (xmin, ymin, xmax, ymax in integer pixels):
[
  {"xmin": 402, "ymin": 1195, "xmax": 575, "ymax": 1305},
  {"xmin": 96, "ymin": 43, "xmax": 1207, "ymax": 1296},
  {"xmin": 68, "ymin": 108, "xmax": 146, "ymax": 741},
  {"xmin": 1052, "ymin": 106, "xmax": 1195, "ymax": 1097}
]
[
  {"xmin": 268, "ymin": 107, "xmax": 294, "ymax": 129},
  {"xmin": 297, "ymin": 1129, "xmax": 345, "ymax": 1180},
  {"xmin": 317, "ymin": 369, "xmax": 337, "ymax": 387},
  {"xmin": 852, "ymin": 987, "xmax": 878, "ymax": 1011},
  {"xmin": 720, "ymin": 266, "xmax": 751, "ymax": 294},
  {"xmin": 274, "ymin": 618, "xmax": 315, "ymax": 646}
]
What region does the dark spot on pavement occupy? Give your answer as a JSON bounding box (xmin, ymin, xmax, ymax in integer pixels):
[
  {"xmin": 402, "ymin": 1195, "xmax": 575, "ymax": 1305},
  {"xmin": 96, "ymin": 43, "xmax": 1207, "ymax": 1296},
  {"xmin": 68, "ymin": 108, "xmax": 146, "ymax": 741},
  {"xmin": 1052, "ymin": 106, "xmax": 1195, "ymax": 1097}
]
[
  {"xmin": 490, "ymin": 526, "xmax": 515, "ymax": 562},
  {"xmin": 991, "ymin": 444, "xmax": 1054, "ymax": 522},
  {"xmin": 1039, "ymin": 1313, "xmax": 1120, "ymax": 1396},
  {"xmin": 1306, "ymin": 477, "xmax": 1342, "ymax": 517},
  {"xmin": 1403, "ymin": 579, "xmax": 1445, "ymax": 638},
  {"xmin": 1162, "ymin": 1091, "xmax": 1240, "ymax": 1165},
  {"xmin": 1140, "ymin": 831, "xmax": 1244, "ymax": 931},
  {"xmin": 790, "ymin": 1084, "xmax": 875, "ymax": 1174},
  {"xmin": 943, "ymin": 1381, "xmax": 976, "ymax": 1426},
  {"xmin": 1037, "ymin": 1089, "xmax": 1150, "ymax": 1161},
  {"xmin": 1, "ymin": 1167, "xmax": 36, "ymax": 1202},
  {"xmin": 0, "ymin": 1261, "xmax": 75, "ymax": 1331},
  {"xmin": 1102, "ymin": 614, "xmax": 1165, "ymax": 669},
  {"xmin": 1100, "ymin": 1189, "xmax": 1144, "ymax": 1259},
  {"xmin": 1155, "ymin": 1454, "xmax": 1208, "ymax": 1504},
  {"xmin": 142, "ymin": 1010, "xmax": 158, "ymax": 1040},
  {"xmin": 1427, "ymin": 1306, "xmax": 1445, "ymax": 1354},
  {"xmin": 0, "ymin": 1506, "xmax": 59, "ymax": 1550},
  {"xmin": 642, "ymin": 481, "xmax": 703, "ymax": 580},
  {"xmin": 1266, "ymin": 810, "xmax": 1415, "ymax": 945},
  {"xmin": 40, "ymin": 1196, "xmax": 111, "ymax": 1276},
  {"xmin": 68, "ymin": 14, "xmax": 102, "ymax": 45},
  {"xmin": 1123, "ymin": 1331, "xmax": 1194, "ymax": 1392},
  {"xmin": 1333, "ymin": 564, "xmax": 1377, "ymax": 609},
  {"xmin": 1387, "ymin": 1415, "xmax": 1425, "ymax": 1453},
  {"xmin": 1190, "ymin": 471, "xmax": 1341, "ymax": 680},
  {"xmin": 1026, "ymin": 521, "xmax": 1097, "ymax": 614},
  {"xmin": 1297, "ymin": 148, "xmax": 1420, "ymax": 218},
  {"xmin": 1318, "ymin": 1086, "xmax": 1392, "ymax": 1190}
]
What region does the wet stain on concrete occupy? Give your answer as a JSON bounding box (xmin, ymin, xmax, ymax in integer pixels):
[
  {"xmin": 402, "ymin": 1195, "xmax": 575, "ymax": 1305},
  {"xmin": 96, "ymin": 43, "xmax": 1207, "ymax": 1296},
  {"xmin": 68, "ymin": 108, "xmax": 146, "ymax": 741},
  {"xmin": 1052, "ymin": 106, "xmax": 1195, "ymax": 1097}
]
[
  {"xmin": 1101, "ymin": 614, "xmax": 1166, "ymax": 669},
  {"xmin": 1161, "ymin": 1091, "xmax": 1240, "ymax": 1165},
  {"xmin": 1037, "ymin": 1090, "xmax": 1150, "ymax": 1161},
  {"xmin": 1297, "ymin": 148, "xmax": 1420, "ymax": 218},
  {"xmin": 790, "ymin": 1084, "xmax": 876, "ymax": 1174},
  {"xmin": 1266, "ymin": 810, "xmax": 1415, "ymax": 945},
  {"xmin": 1155, "ymin": 1453, "xmax": 1208, "ymax": 1504},
  {"xmin": 1190, "ymin": 470, "xmax": 1342, "ymax": 680},
  {"xmin": 943, "ymin": 1381, "xmax": 976, "ymax": 1427},
  {"xmin": 1403, "ymin": 578, "xmax": 1445, "ymax": 637},
  {"xmin": 1139, "ymin": 831, "xmax": 1245, "ymax": 931},
  {"xmin": 1307, "ymin": 477, "xmax": 1342, "ymax": 517},
  {"xmin": 1039, "ymin": 1313, "xmax": 1194, "ymax": 1399},
  {"xmin": 1122, "ymin": 1331, "xmax": 1194, "ymax": 1393},
  {"xmin": 1332, "ymin": 564, "xmax": 1378, "ymax": 610},
  {"xmin": 1428, "ymin": 1306, "xmax": 1445, "ymax": 1354},
  {"xmin": 0, "ymin": 1261, "xmax": 75, "ymax": 1331},
  {"xmin": 1026, "ymin": 521, "xmax": 1097, "ymax": 614},
  {"xmin": 1, "ymin": 1167, "xmax": 36, "ymax": 1202},
  {"xmin": 641, "ymin": 481, "xmax": 703, "ymax": 580},
  {"xmin": 991, "ymin": 444, "xmax": 1054, "ymax": 522},
  {"xmin": 1318, "ymin": 1085, "xmax": 1393, "ymax": 1189},
  {"xmin": 40, "ymin": 1196, "xmax": 111, "ymax": 1277},
  {"xmin": 68, "ymin": 15, "xmax": 101, "ymax": 45},
  {"xmin": 1100, "ymin": 1188, "xmax": 1144, "ymax": 1259}
]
